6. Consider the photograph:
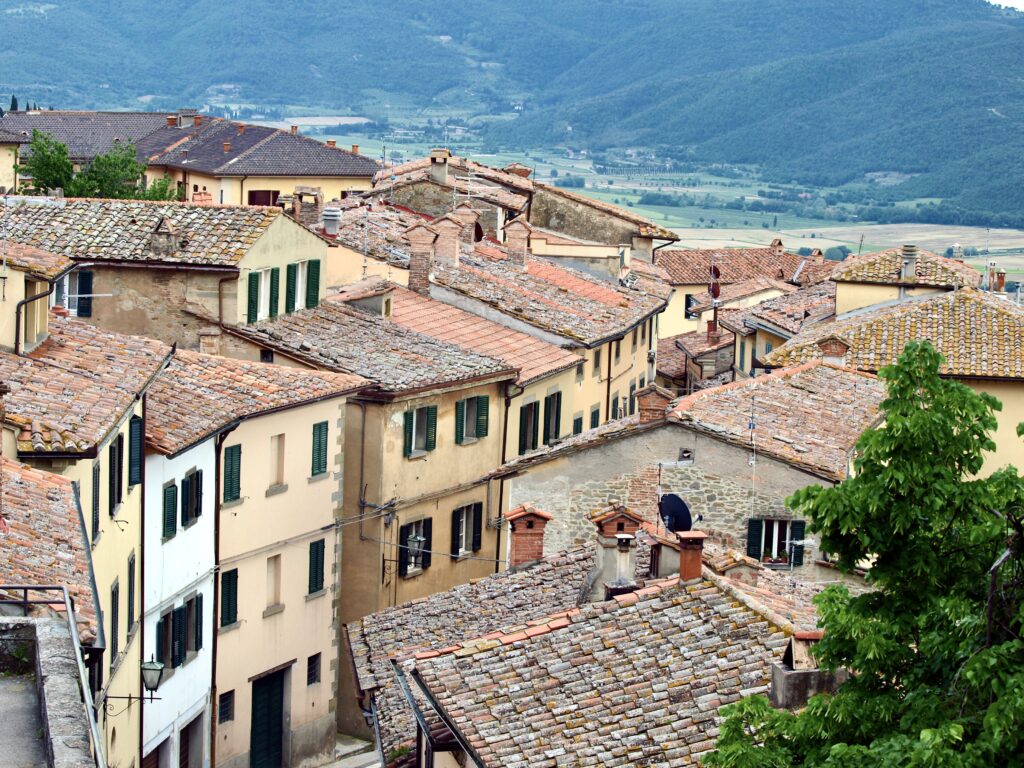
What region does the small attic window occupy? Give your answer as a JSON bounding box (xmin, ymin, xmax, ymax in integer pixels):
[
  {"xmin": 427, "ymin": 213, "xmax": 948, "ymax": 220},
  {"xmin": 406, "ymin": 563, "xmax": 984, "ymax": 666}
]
[
  {"xmin": 616, "ymin": 521, "xmax": 625, "ymax": 532},
  {"xmin": 526, "ymin": 520, "xmax": 534, "ymax": 529}
]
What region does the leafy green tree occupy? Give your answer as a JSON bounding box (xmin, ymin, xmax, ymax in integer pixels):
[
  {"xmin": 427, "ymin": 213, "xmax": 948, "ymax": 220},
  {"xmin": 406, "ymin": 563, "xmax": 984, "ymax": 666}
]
[
  {"xmin": 137, "ymin": 176, "xmax": 181, "ymax": 201},
  {"xmin": 706, "ymin": 342, "xmax": 1024, "ymax": 768},
  {"xmin": 9, "ymin": 95, "xmax": 17, "ymax": 111},
  {"xmin": 17, "ymin": 129, "xmax": 73, "ymax": 191},
  {"xmin": 70, "ymin": 142, "xmax": 148, "ymax": 198}
]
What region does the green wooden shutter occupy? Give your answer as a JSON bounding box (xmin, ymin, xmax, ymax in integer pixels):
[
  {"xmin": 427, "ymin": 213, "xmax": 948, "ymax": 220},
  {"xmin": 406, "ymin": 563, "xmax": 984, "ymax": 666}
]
[
  {"xmin": 110, "ymin": 584, "xmax": 119, "ymax": 658},
  {"xmin": 531, "ymin": 404, "xmax": 539, "ymax": 451},
  {"xmin": 790, "ymin": 520, "xmax": 806, "ymax": 566},
  {"xmin": 162, "ymin": 484, "xmax": 177, "ymax": 539},
  {"xmin": 128, "ymin": 416, "xmax": 143, "ymax": 486},
  {"xmin": 194, "ymin": 470, "xmax": 203, "ymax": 518},
  {"xmin": 518, "ymin": 404, "xmax": 528, "ymax": 455},
  {"xmin": 450, "ymin": 509, "xmax": 462, "ymax": 558},
  {"xmin": 543, "ymin": 395, "xmax": 552, "ymax": 444},
  {"xmin": 454, "ymin": 400, "xmax": 466, "ymax": 445},
  {"xmin": 223, "ymin": 445, "xmax": 241, "ymax": 501},
  {"xmin": 421, "ymin": 518, "xmax": 433, "ymax": 570},
  {"xmin": 590, "ymin": 407, "xmax": 599, "ymax": 429},
  {"xmin": 247, "ymin": 272, "xmax": 260, "ymax": 323},
  {"xmin": 180, "ymin": 474, "xmax": 192, "ymax": 527},
  {"xmin": 91, "ymin": 463, "xmax": 100, "ymax": 539},
  {"xmin": 553, "ymin": 393, "xmax": 562, "ymax": 440},
  {"xmin": 629, "ymin": 383, "xmax": 636, "ymax": 415},
  {"xmin": 116, "ymin": 434, "xmax": 124, "ymax": 505},
  {"xmin": 108, "ymin": 443, "xmax": 117, "ymax": 516},
  {"xmin": 76, "ymin": 270, "xmax": 93, "ymax": 317},
  {"xmin": 476, "ymin": 396, "xmax": 489, "ymax": 438},
  {"xmin": 402, "ymin": 411, "xmax": 413, "ymax": 457},
  {"xmin": 172, "ymin": 605, "xmax": 186, "ymax": 667},
  {"xmin": 126, "ymin": 554, "xmax": 135, "ymax": 628},
  {"xmin": 221, "ymin": 570, "xmax": 237, "ymax": 626},
  {"xmin": 268, "ymin": 267, "xmax": 280, "ymax": 317},
  {"xmin": 305, "ymin": 259, "xmax": 321, "ymax": 308},
  {"xmin": 573, "ymin": 416, "xmax": 583, "ymax": 435},
  {"xmin": 397, "ymin": 524, "xmax": 411, "ymax": 577},
  {"xmin": 155, "ymin": 616, "xmax": 166, "ymax": 665},
  {"xmin": 746, "ymin": 519, "xmax": 763, "ymax": 560},
  {"xmin": 285, "ymin": 263, "xmax": 297, "ymax": 313},
  {"xmin": 308, "ymin": 539, "xmax": 325, "ymax": 594},
  {"xmin": 471, "ymin": 502, "xmax": 483, "ymax": 552},
  {"xmin": 312, "ymin": 422, "xmax": 328, "ymax": 476},
  {"xmin": 424, "ymin": 405, "xmax": 437, "ymax": 451},
  {"xmin": 194, "ymin": 593, "xmax": 203, "ymax": 651}
]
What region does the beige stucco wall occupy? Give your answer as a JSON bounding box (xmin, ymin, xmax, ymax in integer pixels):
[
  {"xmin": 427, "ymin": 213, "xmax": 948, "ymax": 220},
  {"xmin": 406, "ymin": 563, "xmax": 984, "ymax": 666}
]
[
  {"xmin": 506, "ymin": 367, "xmax": 579, "ymax": 459},
  {"xmin": 661, "ymin": 284, "xmax": 704, "ymax": 338},
  {"xmin": 834, "ymin": 282, "xmax": 945, "ymax": 315},
  {"xmin": 694, "ymin": 287, "xmax": 786, "ymax": 330},
  {"xmin": 146, "ymin": 167, "xmax": 371, "ymax": 205},
  {"xmin": 962, "ymin": 380, "xmax": 1024, "ymax": 476},
  {"xmin": 0, "ymin": 267, "xmax": 29, "ymax": 351},
  {"xmin": 0, "ymin": 143, "xmax": 18, "ymax": 192},
  {"xmin": 323, "ymin": 244, "xmax": 408, "ymax": 292},
  {"xmin": 216, "ymin": 397, "xmax": 345, "ymax": 768},
  {"xmin": 529, "ymin": 237, "xmax": 620, "ymax": 260}
]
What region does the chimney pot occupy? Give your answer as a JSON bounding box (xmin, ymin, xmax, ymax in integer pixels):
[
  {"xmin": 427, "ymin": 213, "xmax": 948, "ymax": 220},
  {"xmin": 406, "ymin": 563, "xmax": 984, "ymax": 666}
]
[
  {"xmin": 237, "ymin": 124, "xmax": 245, "ymax": 135},
  {"xmin": 326, "ymin": 140, "xmax": 336, "ymax": 148},
  {"xmin": 678, "ymin": 530, "xmax": 708, "ymax": 583},
  {"xmin": 166, "ymin": 115, "xmax": 176, "ymax": 127},
  {"xmin": 194, "ymin": 115, "xmax": 202, "ymax": 126},
  {"xmin": 351, "ymin": 144, "xmax": 359, "ymax": 155},
  {"xmin": 223, "ymin": 141, "xmax": 231, "ymax": 153},
  {"xmin": 290, "ymin": 125, "xmax": 298, "ymax": 135},
  {"xmin": 901, "ymin": 244, "xmax": 919, "ymax": 279},
  {"xmin": 635, "ymin": 384, "xmax": 672, "ymax": 424}
]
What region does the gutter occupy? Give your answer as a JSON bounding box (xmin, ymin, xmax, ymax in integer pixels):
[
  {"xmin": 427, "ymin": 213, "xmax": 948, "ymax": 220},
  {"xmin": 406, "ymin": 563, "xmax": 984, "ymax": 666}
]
[{"xmin": 409, "ymin": 668, "xmax": 487, "ymax": 768}]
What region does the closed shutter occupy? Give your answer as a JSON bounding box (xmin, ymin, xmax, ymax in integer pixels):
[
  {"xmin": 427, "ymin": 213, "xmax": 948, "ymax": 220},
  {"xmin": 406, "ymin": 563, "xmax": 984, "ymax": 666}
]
[
  {"xmin": 397, "ymin": 524, "xmax": 411, "ymax": 577},
  {"xmin": 76, "ymin": 270, "xmax": 94, "ymax": 317},
  {"xmin": 312, "ymin": 421, "xmax": 329, "ymax": 475},
  {"xmin": 518, "ymin": 404, "xmax": 529, "ymax": 455},
  {"xmin": 180, "ymin": 474, "xmax": 192, "ymax": 527},
  {"xmin": 220, "ymin": 570, "xmax": 237, "ymax": 626},
  {"xmin": 553, "ymin": 393, "xmax": 562, "ymax": 441},
  {"xmin": 223, "ymin": 445, "xmax": 241, "ymax": 501},
  {"xmin": 115, "ymin": 434, "xmax": 124, "ymax": 505},
  {"xmin": 110, "ymin": 584, "xmax": 119, "ymax": 658},
  {"xmin": 573, "ymin": 416, "xmax": 583, "ymax": 435},
  {"xmin": 305, "ymin": 259, "xmax": 321, "ymax": 308},
  {"xmin": 476, "ymin": 396, "xmax": 489, "ymax": 437},
  {"xmin": 126, "ymin": 555, "xmax": 135, "ymax": 628},
  {"xmin": 285, "ymin": 263, "xmax": 297, "ymax": 313},
  {"xmin": 268, "ymin": 267, "xmax": 280, "ymax": 317},
  {"xmin": 543, "ymin": 395, "xmax": 553, "ymax": 444},
  {"xmin": 91, "ymin": 463, "xmax": 100, "ymax": 539},
  {"xmin": 402, "ymin": 411, "xmax": 413, "ymax": 457},
  {"xmin": 790, "ymin": 520, "xmax": 806, "ymax": 566},
  {"xmin": 454, "ymin": 400, "xmax": 466, "ymax": 445},
  {"xmin": 424, "ymin": 405, "xmax": 437, "ymax": 451},
  {"xmin": 471, "ymin": 502, "xmax": 483, "ymax": 552},
  {"xmin": 746, "ymin": 519, "xmax": 763, "ymax": 560},
  {"xmin": 194, "ymin": 593, "xmax": 203, "ymax": 651},
  {"xmin": 128, "ymin": 416, "xmax": 143, "ymax": 486},
  {"xmin": 172, "ymin": 605, "xmax": 186, "ymax": 667},
  {"xmin": 612, "ymin": 396, "xmax": 620, "ymax": 420},
  {"xmin": 193, "ymin": 470, "xmax": 203, "ymax": 519},
  {"xmin": 629, "ymin": 383, "xmax": 636, "ymax": 415},
  {"xmin": 450, "ymin": 509, "xmax": 462, "ymax": 558},
  {"xmin": 247, "ymin": 271, "xmax": 260, "ymax": 323},
  {"xmin": 308, "ymin": 539, "xmax": 325, "ymax": 594},
  {"xmin": 108, "ymin": 443, "xmax": 117, "ymax": 516},
  {"xmin": 531, "ymin": 403, "xmax": 539, "ymax": 451},
  {"xmin": 162, "ymin": 484, "xmax": 177, "ymax": 539},
  {"xmin": 421, "ymin": 518, "xmax": 433, "ymax": 570},
  {"xmin": 590, "ymin": 407, "xmax": 599, "ymax": 429},
  {"xmin": 155, "ymin": 616, "xmax": 166, "ymax": 665}
]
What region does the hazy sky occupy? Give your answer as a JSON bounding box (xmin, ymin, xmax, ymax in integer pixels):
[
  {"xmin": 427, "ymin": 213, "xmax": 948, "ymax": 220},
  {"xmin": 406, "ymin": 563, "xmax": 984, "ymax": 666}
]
[{"xmin": 991, "ymin": 0, "xmax": 1024, "ymax": 8}]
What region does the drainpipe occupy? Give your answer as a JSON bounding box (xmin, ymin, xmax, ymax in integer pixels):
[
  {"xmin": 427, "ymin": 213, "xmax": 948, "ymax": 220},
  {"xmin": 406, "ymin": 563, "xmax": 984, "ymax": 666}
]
[
  {"xmin": 138, "ymin": 393, "xmax": 147, "ymax": 765},
  {"xmin": 605, "ymin": 342, "xmax": 614, "ymax": 421},
  {"xmin": 495, "ymin": 381, "xmax": 523, "ymax": 573},
  {"xmin": 209, "ymin": 425, "xmax": 237, "ymax": 768},
  {"xmin": 13, "ymin": 263, "xmax": 81, "ymax": 355}
]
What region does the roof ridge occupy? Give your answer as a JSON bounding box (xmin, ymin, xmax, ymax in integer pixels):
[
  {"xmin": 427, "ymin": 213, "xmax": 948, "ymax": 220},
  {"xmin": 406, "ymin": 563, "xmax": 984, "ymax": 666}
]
[{"xmin": 212, "ymin": 128, "xmax": 281, "ymax": 173}]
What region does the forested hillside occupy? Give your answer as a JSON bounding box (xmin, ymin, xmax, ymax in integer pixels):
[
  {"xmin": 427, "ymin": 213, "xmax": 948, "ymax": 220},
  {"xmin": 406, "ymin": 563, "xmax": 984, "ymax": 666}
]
[{"xmin": 1, "ymin": 0, "xmax": 1021, "ymax": 214}]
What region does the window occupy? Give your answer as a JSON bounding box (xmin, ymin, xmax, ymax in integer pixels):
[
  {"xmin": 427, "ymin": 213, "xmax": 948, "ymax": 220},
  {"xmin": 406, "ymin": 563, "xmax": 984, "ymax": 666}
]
[
  {"xmin": 259, "ymin": 349, "xmax": 274, "ymax": 364},
  {"xmin": 218, "ymin": 691, "xmax": 235, "ymax": 723},
  {"xmin": 575, "ymin": 362, "xmax": 584, "ymax": 383},
  {"xmin": 185, "ymin": 594, "xmax": 203, "ymax": 654},
  {"xmin": 641, "ymin": 321, "xmax": 647, "ymax": 346},
  {"xmin": 308, "ymin": 539, "xmax": 325, "ymax": 594},
  {"xmin": 223, "ymin": 445, "xmax": 241, "ymax": 502},
  {"xmin": 109, "ymin": 582, "xmax": 119, "ymax": 660},
  {"xmin": 108, "ymin": 434, "xmax": 123, "ymax": 515},
  {"xmin": 746, "ymin": 519, "xmax": 806, "ymax": 565},
  {"xmin": 631, "ymin": 329, "xmax": 638, "ymax": 352},
  {"xmin": 614, "ymin": 339, "xmax": 622, "ymax": 364},
  {"xmin": 739, "ymin": 339, "xmax": 747, "ymax": 372},
  {"xmin": 518, "ymin": 401, "xmax": 540, "ymax": 455},
  {"xmin": 266, "ymin": 555, "xmax": 281, "ymax": 608},
  {"xmin": 162, "ymin": 482, "xmax": 177, "ymax": 539},
  {"xmin": 455, "ymin": 396, "xmax": 489, "ymax": 444},
  {"xmin": 91, "ymin": 463, "xmax": 100, "ymax": 540},
  {"xmin": 270, "ymin": 434, "xmax": 285, "ymax": 487},
  {"xmin": 54, "ymin": 270, "xmax": 93, "ymax": 317},
  {"xmin": 639, "ymin": 375, "xmax": 646, "ymax": 389},
  {"xmin": 286, "ymin": 261, "xmax": 310, "ymax": 314},
  {"xmin": 156, "ymin": 610, "xmax": 173, "ymax": 668},
  {"xmin": 611, "ymin": 394, "xmax": 620, "ymax": 420},
  {"xmin": 450, "ymin": 503, "xmax": 482, "ymax": 558},
  {"xmin": 181, "ymin": 470, "xmax": 203, "ymax": 527},
  {"xmin": 126, "ymin": 553, "xmax": 135, "ymax": 631},
  {"xmin": 629, "ymin": 382, "xmax": 637, "ymax": 416},
  {"xmin": 590, "ymin": 405, "xmax": 600, "ymax": 429},
  {"xmin": 169, "ymin": 603, "xmax": 188, "ymax": 667},
  {"xmin": 307, "ymin": 653, "xmax": 321, "ymax": 686},
  {"xmin": 398, "ymin": 518, "xmax": 432, "ymax": 576},
  {"xmin": 311, "ymin": 421, "xmax": 329, "ymax": 476},
  {"xmin": 220, "ymin": 569, "xmax": 238, "ymax": 627},
  {"xmin": 572, "ymin": 414, "xmax": 584, "ymax": 435},
  {"xmin": 765, "ymin": 341, "xmax": 773, "ymax": 355},
  {"xmin": 592, "ymin": 349, "xmax": 601, "ymax": 378},
  {"xmin": 403, "ymin": 405, "xmax": 437, "ymax": 457},
  {"xmin": 128, "ymin": 416, "xmax": 143, "ymax": 486},
  {"xmin": 246, "ymin": 267, "xmax": 280, "ymax": 323},
  {"xmin": 684, "ymin": 293, "xmax": 700, "ymax": 319},
  {"xmin": 542, "ymin": 392, "xmax": 562, "ymax": 445}
]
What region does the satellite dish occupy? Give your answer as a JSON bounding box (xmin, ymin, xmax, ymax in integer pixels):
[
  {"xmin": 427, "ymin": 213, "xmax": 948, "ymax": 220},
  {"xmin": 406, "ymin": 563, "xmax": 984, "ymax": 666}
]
[
  {"xmin": 710, "ymin": 265, "xmax": 721, "ymax": 280},
  {"xmin": 659, "ymin": 494, "xmax": 692, "ymax": 533}
]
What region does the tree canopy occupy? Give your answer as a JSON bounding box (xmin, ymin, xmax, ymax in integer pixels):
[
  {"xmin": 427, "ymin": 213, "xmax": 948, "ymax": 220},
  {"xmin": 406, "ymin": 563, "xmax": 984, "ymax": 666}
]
[{"xmin": 707, "ymin": 342, "xmax": 1024, "ymax": 767}]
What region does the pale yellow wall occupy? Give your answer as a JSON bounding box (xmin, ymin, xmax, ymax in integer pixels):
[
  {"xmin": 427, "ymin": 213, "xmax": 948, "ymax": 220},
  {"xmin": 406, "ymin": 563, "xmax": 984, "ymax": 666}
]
[
  {"xmin": 835, "ymin": 282, "xmax": 945, "ymax": 315},
  {"xmin": 661, "ymin": 284, "xmax": 704, "ymax": 338},
  {"xmin": 324, "ymin": 244, "xmax": 408, "ymax": 291},
  {"xmin": 216, "ymin": 398, "xmax": 343, "ymax": 766},
  {"xmin": 505, "ymin": 367, "xmax": 580, "ymax": 459},
  {"xmin": 146, "ymin": 166, "xmax": 372, "ymax": 205},
  {"xmin": 0, "ymin": 267, "xmax": 29, "ymax": 351},
  {"xmin": 694, "ymin": 287, "xmax": 786, "ymax": 329},
  {"xmin": 732, "ymin": 327, "xmax": 786, "ymax": 378},
  {"xmin": 963, "ymin": 380, "xmax": 1024, "ymax": 476},
  {"xmin": 0, "ymin": 144, "xmax": 18, "ymax": 191},
  {"xmin": 529, "ymin": 237, "xmax": 620, "ymax": 259}
]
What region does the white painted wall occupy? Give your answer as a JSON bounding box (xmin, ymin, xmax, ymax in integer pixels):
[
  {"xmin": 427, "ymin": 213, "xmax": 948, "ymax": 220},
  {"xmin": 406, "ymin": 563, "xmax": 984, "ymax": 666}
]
[{"xmin": 143, "ymin": 439, "xmax": 217, "ymax": 766}]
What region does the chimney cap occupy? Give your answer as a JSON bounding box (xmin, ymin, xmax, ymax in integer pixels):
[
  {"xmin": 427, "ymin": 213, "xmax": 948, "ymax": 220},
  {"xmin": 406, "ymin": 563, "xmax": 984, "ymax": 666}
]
[
  {"xmin": 507, "ymin": 503, "xmax": 553, "ymax": 523},
  {"xmin": 677, "ymin": 530, "xmax": 709, "ymax": 541}
]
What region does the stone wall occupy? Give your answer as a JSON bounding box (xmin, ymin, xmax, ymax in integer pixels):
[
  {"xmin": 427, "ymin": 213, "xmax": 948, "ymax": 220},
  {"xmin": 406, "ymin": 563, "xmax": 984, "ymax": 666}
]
[
  {"xmin": 388, "ymin": 184, "xmax": 503, "ymax": 235},
  {"xmin": 530, "ymin": 186, "xmax": 637, "ymax": 246}
]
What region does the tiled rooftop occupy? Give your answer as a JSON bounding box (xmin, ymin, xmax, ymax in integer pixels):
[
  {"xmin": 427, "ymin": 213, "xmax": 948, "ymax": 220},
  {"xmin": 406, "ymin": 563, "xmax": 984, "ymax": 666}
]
[
  {"xmin": 655, "ymin": 247, "xmax": 834, "ymax": 287},
  {"xmin": 384, "ymin": 284, "xmax": 581, "ymax": 385},
  {"xmin": 405, "ymin": 574, "xmax": 789, "ymax": 767},
  {"xmin": 2, "ymin": 241, "xmax": 72, "ymax": 280},
  {"xmin": 533, "ymin": 181, "xmax": 678, "ymax": 240},
  {"xmin": 432, "ymin": 246, "xmax": 666, "ymax": 346},
  {"xmin": 376, "ymin": 169, "xmax": 529, "ymax": 211},
  {"xmin": 0, "ymin": 457, "xmax": 97, "ymax": 642},
  {"xmin": 347, "ymin": 548, "xmax": 596, "ymax": 764},
  {"xmin": 332, "ymin": 203, "xmax": 432, "ymax": 267},
  {"xmin": 146, "ymin": 350, "xmax": 368, "ymax": 455},
  {"xmin": 669, "ymin": 361, "xmax": 886, "ymax": 480},
  {"xmin": 378, "ymin": 155, "xmax": 534, "ymax": 194},
  {"xmin": 764, "ymin": 288, "xmax": 1024, "ymax": 379},
  {"xmin": 0, "ymin": 110, "xmax": 178, "ymax": 162},
  {"xmin": 675, "ymin": 328, "xmax": 735, "ymax": 358},
  {"xmin": 688, "ymin": 276, "xmax": 796, "ymax": 314},
  {"xmin": 0, "ymin": 316, "xmax": 170, "ymax": 454},
  {"xmin": 657, "ymin": 335, "xmax": 690, "ymax": 380},
  {"xmin": 830, "ymin": 247, "xmax": 981, "ymax": 288},
  {"xmin": 719, "ymin": 280, "xmax": 836, "ymax": 337},
  {"xmin": 228, "ymin": 300, "xmax": 516, "ymax": 394},
  {"xmin": 1, "ymin": 198, "xmax": 281, "ymax": 267}
]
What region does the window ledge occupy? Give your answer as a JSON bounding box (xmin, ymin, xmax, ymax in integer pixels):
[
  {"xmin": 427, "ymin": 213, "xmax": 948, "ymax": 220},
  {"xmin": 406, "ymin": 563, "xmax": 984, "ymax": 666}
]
[
  {"xmin": 407, "ymin": 450, "xmax": 428, "ymax": 461},
  {"xmin": 265, "ymin": 483, "xmax": 288, "ymax": 498},
  {"xmin": 404, "ymin": 568, "xmax": 423, "ymax": 579},
  {"xmin": 182, "ymin": 517, "xmax": 201, "ymax": 531},
  {"xmin": 263, "ymin": 603, "xmax": 285, "ymax": 619},
  {"xmin": 305, "ymin": 589, "xmax": 327, "ymax": 602},
  {"xmin": 307, "ymin": 473, "xmax": 329, "ymax": 484},
  {"xmin": 458, "ymin": 437, "xmax": 479, "ymax": 446},
  {"xmin": 222, "ymin": 498, "xmax": 244, "ymax": 510},
  {"xmin": 219, "ymin": 621, "xmax": 241, "ymax": 634}
]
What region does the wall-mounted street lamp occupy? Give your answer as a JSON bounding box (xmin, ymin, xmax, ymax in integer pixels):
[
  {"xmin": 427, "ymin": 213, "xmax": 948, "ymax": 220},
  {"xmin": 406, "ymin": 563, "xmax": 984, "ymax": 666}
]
[
  {"xmin": 105, "ymin": 657, "xmax": 164, "ymax": 714},
  {"xmin": 408, "ymin": 532, "xmax": 427, "ymax": 567}
]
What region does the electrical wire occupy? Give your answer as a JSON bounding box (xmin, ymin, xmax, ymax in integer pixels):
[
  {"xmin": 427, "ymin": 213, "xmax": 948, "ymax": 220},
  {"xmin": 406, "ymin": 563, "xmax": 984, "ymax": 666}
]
[{"xmin": 357, "ymin": 534, "xmax": 510, "ymax": 565}]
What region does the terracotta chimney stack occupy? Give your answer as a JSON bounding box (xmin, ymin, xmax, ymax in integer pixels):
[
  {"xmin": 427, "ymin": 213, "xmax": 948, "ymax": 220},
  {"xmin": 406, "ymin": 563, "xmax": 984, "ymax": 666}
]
[
  {"xmin": 404, "ymin": 223, "xmax": 438, "ymax": 296},
  {"xmin": 223, "ymin": 141, "xmax": 231, "ymax": 153},
  {"xmin": 431, "ymin": 215, "xmax": 463, "ymax": 268},
  {"xmin": 635, "ymin": 384, "xmax": 673, "ymax": 425},
  {"xmin": 290, "ymin": 125, "xmax": 298, "ymax": 135},
  {"xmin": 166, "ymin": 115, "xmax": 176, "ymax": 127},
  {"xmin": 194, "ymin": 115, "xmax": 203, "ymax": 126},
  {"xmin": 901, "ymin": 244, "xmax": 919, "ymax": 279},
  {"xmin": 771, "ymin": 238, "xmax": 785, "ymax": 258},
  {"xmin": 451, "ymin": 202, "xmax": 481, "ymax": 243},
  {"xmin": 504, "ymin": 217, "xmax": 532, "ymax": 268},
  {"xmin": 507, "ymin": 504, "xmax": 553, "ymax": 568},
  {"xmin": 678, "ymin": 530, "xmax": 708, "ymax": 583},
  {"xmin": 351, "ymin": 144, "xmax": 359, "ymax": 155},
  {"xmin": 707, "ymin": 319, "xmax": 719, "ymax": 343},
  {"xmin": 326, "ymin": 139, "xmax": 336, "ymax": 148},
  {"xmin": 817, "ymin": 335, "xmax": 850, "ymax": 365},
  {"xmin": 237, "ymin": 124, "xmax": 246, "ymax": 135}
]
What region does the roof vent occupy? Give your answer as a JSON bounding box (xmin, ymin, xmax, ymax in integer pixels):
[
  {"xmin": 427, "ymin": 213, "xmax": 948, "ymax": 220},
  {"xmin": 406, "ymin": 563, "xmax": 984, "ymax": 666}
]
[{"xmin": 900, "ymin": 244, "xmax": 919, "ymax": 279}]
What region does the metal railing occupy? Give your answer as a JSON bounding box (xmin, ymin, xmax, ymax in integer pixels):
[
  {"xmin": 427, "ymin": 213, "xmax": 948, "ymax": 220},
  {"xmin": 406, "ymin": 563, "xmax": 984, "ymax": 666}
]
[{"xmin": 0, "ymin": 584, "xmax": 106, "ymax": 768}]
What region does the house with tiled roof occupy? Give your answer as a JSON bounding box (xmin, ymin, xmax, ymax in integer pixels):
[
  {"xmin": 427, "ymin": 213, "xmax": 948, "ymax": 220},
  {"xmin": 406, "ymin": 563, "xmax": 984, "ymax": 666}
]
[
  {"xmin": 663, "ymin": 325, "xmax": 737, "ymax": 393},
  {"xmin": 147, "ymin": 120, "xmax": 379, "ymax": 205},
  {"xmin": 142, "ymin": 350, "xmax": 367, "ymax": 768},
  {"xmin": 654, "ymin": 240, "xmax": 835, "ymax": 337},
  {"xmin": 0, "ymin": 315, "xmax": 172, "ymax": 768},
  {"xmin": 764, "ymin": 288, "xmax": 1024, "ymax": 473},
  {"xmin": 1, "ymin": 196, "xmax": 332, "ymax": 351},
  {"xmin": 0, "ymin": 241, "xmax": 74, "ymax": 354}
]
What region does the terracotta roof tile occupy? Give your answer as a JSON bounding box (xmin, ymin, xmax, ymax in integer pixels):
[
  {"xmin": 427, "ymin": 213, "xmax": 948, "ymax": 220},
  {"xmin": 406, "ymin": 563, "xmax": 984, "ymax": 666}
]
[
  {"xmin": 657, "ymin": 335, "xmax": 690, "ymax": 379},
  {"xmin": 656, "ymin": 247, "xmax": 833, "ymax": 287},
  {"xmin": 764, "ymin": 288, "xmax": 1024, "ymax": 379},
  {"xmin": 830, "ymin": 247, "xmax": 981, "ymax": 288},
  {"xmin": 675, "ymin": 328, "xmax": 735, "ymax": 358},
  {"xmin": 719, "ymin": 281, "xmax": 836, "ymax": 337},
  {"xmin": 146, "ymin": 350, "xmax": 368, "ymax": 455},
  {"xmin": 688, "ymin": 276, "xmax": 797, "ymax": 314},
  {"xmin": 2, "ymin": 241, "xmax": 72, "ymax": 280}
]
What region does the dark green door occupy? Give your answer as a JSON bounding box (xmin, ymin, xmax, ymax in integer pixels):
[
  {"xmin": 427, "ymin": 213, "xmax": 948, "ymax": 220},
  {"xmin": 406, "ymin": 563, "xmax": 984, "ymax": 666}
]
[{"xmin": 250, "ymin": 670, "xmax": 285, "ymax": 768}]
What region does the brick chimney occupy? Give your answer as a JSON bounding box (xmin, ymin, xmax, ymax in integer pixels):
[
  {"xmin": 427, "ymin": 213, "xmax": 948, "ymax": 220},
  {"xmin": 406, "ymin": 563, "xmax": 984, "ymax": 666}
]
[
  {"xmin": 771, "ymin": 238, "xmax": 785, "ymax": 258},
  {"xmin": 817, "ymin": 335, "xmax": 850, "ymax": 365},
  {"xmin": 165, "ymin": 115, "xmax": 176, "ymax": 127},
  {"xmin": 590, "ymin": 502, "xmax": 644, "ymax": 600},
  {"xmin": 900, "ymin": 244, "xmax": 919, "ymax": 280},
  {"xmin": 194, "ymin": 115, "xmax": 203, "ymax": 126},
  {"xmin": 504, "ymin": 217, "xmax": 532, "ymax": 268},
  {"xmin": 451, "ymin": 202, "xmax": 481, "ymax": 243},
  {"xmin": 507, "ymin": 504, "xmax": 553, "ymax": 568},
  {"xmin": 404, "ymin": 223, "xmax": 438, "ymax": 296},
  {"xmin": 237, "ymin": 124, "xmax": 246, "ymax": 135},
  {"xmin": 290, "ymin": 125, "xmax": 298, "ymax": 135},
  {"xmin": 634, "ymin": 383, "xmax": 673, "ymax": 424},
  {"xmin": 431, "ymin": 215, "xmax": 463, "ymax": 268},
  {"xmin": 707, "ymin": 319, "xmax": 719, "ymax": 344},
  {"xmin": 677, "ymin": 530, "xmax": 708, "ymax": 583},
  {"xmin": 351, "ymin": 144, "xmax": 359, "ymax": 155},
  {"xmin": 223, "ymin": 141, "xmax": 231, "ymax": 153},
  {"xmin": 326, "ymin": 140, "xmax": 336, "ymax": 148},
  {"xmin": 809, "ymin": 248, "xmax": 824, "ymax": 264}
]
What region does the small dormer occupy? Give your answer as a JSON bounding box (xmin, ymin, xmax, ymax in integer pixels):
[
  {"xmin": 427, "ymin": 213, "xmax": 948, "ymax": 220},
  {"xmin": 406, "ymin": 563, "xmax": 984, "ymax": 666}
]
[
  {"xmin": 771, "ymin": 238, "xmax": 785, "ymax": 258},
  {"xmin": 150, "ymin": 217, "xmax": 177, "ymax": 258},
  {"xmin": 429, "ymin": 148, "xmax": 452, "ymax": 185}
]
